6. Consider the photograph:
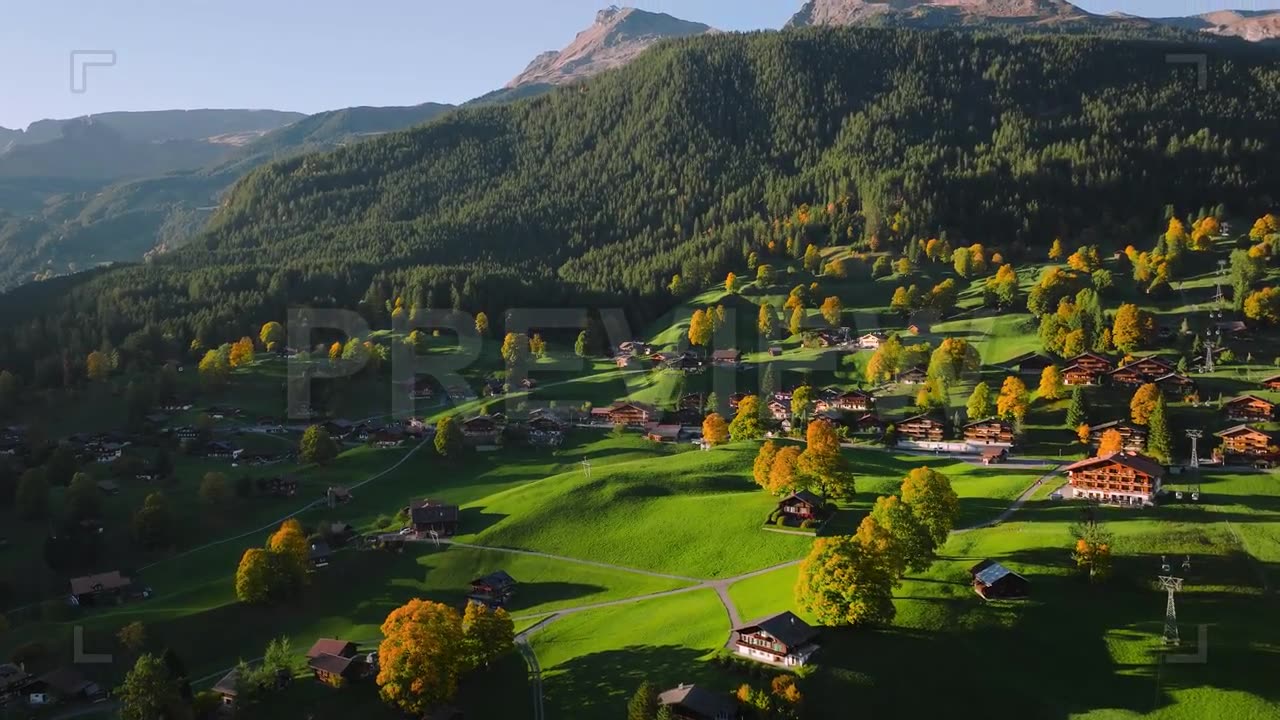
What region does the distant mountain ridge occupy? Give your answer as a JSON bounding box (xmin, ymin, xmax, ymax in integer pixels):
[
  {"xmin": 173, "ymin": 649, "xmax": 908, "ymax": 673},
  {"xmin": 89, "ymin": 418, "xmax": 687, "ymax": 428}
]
[
  {"xmin": 786, "ymin": 0, "xmax": 1280, "ymax": 40},
  {"xmin": 507, "ymin": 5, "xmax": 715, "ymax": 88}
]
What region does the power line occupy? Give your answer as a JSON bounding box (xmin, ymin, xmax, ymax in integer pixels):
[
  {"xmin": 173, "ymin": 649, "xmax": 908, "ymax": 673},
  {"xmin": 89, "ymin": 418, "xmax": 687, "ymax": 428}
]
[{"xmin": 1157, "ymin": 575, "xmax": 1184, "ymax": 645}]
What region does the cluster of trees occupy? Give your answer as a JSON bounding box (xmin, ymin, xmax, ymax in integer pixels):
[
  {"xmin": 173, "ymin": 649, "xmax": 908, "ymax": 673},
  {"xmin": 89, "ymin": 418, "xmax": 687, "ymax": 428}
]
[
  {"xmin": 234, "ymin": 519, "xmax": 310, "ymax": 604},
  {"xmin": 751, "ymin": 419, "xmax": 854, "ymax": 501},
  {"xmin": 796, "ymin": 467, "xmax": 959, "ymax": 626},
  {"xmin": 376, "ymin": 598, "xmax": 515, "ymax": 714},
  {"xmin": 3, "ymin": 29, "xmax": 1279, "ymax": 389}
]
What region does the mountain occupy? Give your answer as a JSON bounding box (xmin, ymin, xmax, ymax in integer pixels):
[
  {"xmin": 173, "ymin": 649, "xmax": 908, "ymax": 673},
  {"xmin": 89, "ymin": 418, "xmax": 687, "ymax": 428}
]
[
  {"xmin": 0, "ymin": 109, "xmax": 304, "ymax": 182},
  {"xmin": 6, "ymin": 27, "xmax": 1278, "ymax": 377},
  {"xmin": 507, "ymin": 5, "xmax": 714, "ymax": 88},
  {"xmin": 0, "ymin": 103, "xmax": 455, "ymax": 289},
  {"xmin": 787, "ymin": 0, "xmax": 1097, "ymax": 28},
  {"xmin": 1152, "ymin": 10, "xmax": 1280, "ymax": 42}
]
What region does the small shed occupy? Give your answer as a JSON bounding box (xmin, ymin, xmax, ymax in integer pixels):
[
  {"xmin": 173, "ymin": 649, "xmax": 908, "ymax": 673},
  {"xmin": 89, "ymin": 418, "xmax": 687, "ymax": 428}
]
[{"xmin": 969, "ymin": 560, "xmax": 1030, "ymax": 600}]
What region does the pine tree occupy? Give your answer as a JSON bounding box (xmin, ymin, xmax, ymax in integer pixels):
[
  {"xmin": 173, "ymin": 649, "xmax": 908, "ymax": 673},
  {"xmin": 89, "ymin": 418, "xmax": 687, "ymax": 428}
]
[
  {"xmin": 1065, "ymin": 385, "xmax": 1089, "ymax": 429},
  {"xmin": 1146, "ymin": 394, "xmax": 1173, "ymax": 463},
  {"xmin": 627, "ymin": 681, "xmax": 658, "ymax": 720}
]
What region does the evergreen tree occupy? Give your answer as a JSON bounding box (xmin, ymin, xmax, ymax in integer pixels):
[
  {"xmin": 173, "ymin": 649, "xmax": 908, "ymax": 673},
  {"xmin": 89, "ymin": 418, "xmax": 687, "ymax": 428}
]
[
  {"xmin": 1146, "ymin": 394, "xmax": 1173, "ymax": 463},
  {"xmin": 627, "ymin": 681, "xmax": 658, "ymax": 720},
  {"xmin": 1065, "ymin": 386, "xmax": 1089, "ymax": 429}
]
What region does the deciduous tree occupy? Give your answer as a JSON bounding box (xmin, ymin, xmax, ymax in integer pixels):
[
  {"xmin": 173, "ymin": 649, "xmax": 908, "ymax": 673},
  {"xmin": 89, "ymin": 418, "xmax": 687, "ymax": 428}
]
[
  {"xmin": 86, "ymin": 351, "xmax": 111, "ymax": 382},
  {"xmin": 133, "ymin": 492, "xmax": 175, "ymax": 550},
  {"xmin": 757, "ymin": 302, "xmax": 779, "ymax": 339},
  {"xmin": 729, "ymin": 396, "xmax": 765, "ymax": 442},
  {"xmin": 996, "ymin": 376, "xmax": 1030, "ymax": 424},
  {"xmin": 798, "ymin": 420, "xmax": 854, "ymax": 500},
  {"xmin": 235, "ymin": 548, "xmax": 274, "ymax": 605},
  {"xmin": 118, "ymin": 653, "xmax": 189, "ymax": 720},
  {"xmin": 199, "ymin": 472, "xmax": 230, "ymax": 506},
  {"xmin": 688, "ymin": 309, "xmax": 713, "ymax": 347},
  {"xmin": 966, "ymin": 382, "xmax": 993, "ymax": 421},
  {"xmin": 868, "ymin": 494, "xmax": 934, "ymax": 575},
  {"xmin": 228, "ymin": 337, "xmax": 255, "ymax": 368},
  {"xmin": 899, "ymin": 467, "xmax": 959, "ymax": 546},
  {"xmin": 768, "ymin": 445, "xmax": 804, "ymax": 496},
  {"xmin": 1129, "ymin": 383, "xmax": 1160, "ymax": 425},
  {"xmin": 1112, "ymin": 303, "xmax": 1156, "ymax": 353},
  {"xmin": 377, "ymin": 599, "xmax": 466, "ymax": 715},
  {"xmin": 795, "ymin": 532, "xmax": 897, "ymax": 627},
  {"xmin": 65, "ymin": 472, "xmax": 101, "ymax": 524},
  {"xmin": 702, "ymin": 413, "xmax": 729, "ymax": 446},
  {"xmin": 725, "ymin": 272, "xmax": 739, "ymax": 294},
  {"xmin": 1097, "ymin": 428, "xmax": 1124, "ymax": 455},
  {"xmin": 752, "ymin": 441, "xmax": 779, "ymax": 489},
  {"xmin": 865, "ymin": 335, "xmax": 903, "ymax": 384},
  {"xmin": 1244, "ymin": 287, "xmax": 1280, "ymax": 325},
  {"xmin": 475, "ymin": 312, "xmax": 490, "ymax": 337},
  {"xmin": 461, "ymin": 601, "xmax": 515, "ymax": 671},
  {"xmin": 1038, "ymin": 365, "xmax": 1064, "ymax": 401},
  {"xmin": 259, "ymin": 322, "xmax": 285, "ymax": 353},
  {"xmin": 299, "ymin": 425, "xmax": 338, "ymax": 465},
  {"xmin": 820, "ymin": 296, "xmax": 842, "ymax": 327}
]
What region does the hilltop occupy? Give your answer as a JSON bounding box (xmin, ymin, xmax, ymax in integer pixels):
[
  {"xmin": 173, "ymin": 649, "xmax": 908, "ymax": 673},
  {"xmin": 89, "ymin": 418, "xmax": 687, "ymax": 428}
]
[{"xmin": 507, "ymin": 5, "xmax": 715, "ymax": 88}]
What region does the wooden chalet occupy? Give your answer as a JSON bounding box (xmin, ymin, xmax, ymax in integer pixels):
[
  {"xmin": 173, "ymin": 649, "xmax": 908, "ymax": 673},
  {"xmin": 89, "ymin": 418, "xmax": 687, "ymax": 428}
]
[
  {"xmin": 1008, "ymin": 352, "xmax": 1056, "ymax": 375},
  {"xmin": 1108, "ymin": 356, "xmax": 1175, "ymax": 387},
  {"xmin": 897, "ymin": 413, "xmax": 946, "ymax": 442},
  {"xmin": 819, "ymin": 389, "xmax": 874, "ymax": 412},
  {"xmin": 468, "ymin": 570, "xmax": 517, "ymax": 608},
  {"xmin": 69, "ymin": 571, "xmax": 132, "ymax": 605},
  {"xmin": 732, "ymin": 611, "xmax": 820, "ymax": 667},
  {"xmin": 680, "ymin": 393, "xmax": 705, "ymax": 411},
  {"xmin": 462, "ymin": 415, "xmax": 500, "ymax": 443},
  {"xmin": 408, "ymin": 499, "xmax": 460, "ymax": 536},
  {"xmin": 1068, "ymin": 352, "xmax": 1115, "ymax": 376},
  {"xmin": 1062, "ymin": 452, "xmax": 1165, "ymax": 506},
  {"xmin": 1087, "ymin": 420, "xmax": 1147, "ymax": 453},
  {"xmin": 963, "ymin": 418, "xmax": 1014, "ymax": 446},
  {"xmin": 857, "ymin": 332, "xmax": 885, "ymax": 349},
  {"xmin": 1215, "ymin": 425, "xmax": 1275, "ymax": 459},
  {"xmin": 212, "ymin": 669, "xmax": 240, "ymax": 708},
  {"xmin": 645, "ymin": 423, "xmax": 683, "ymax": 443},
  {"xmin": 658, "ymin": 684, "xmax": 740, "ymax": 720},
  {"xmin": 980, "ymin": 447, "xmax": 1009, "ymax": 465},
  {"xmin": 30, "ymin": 667, "xmax": 101, "ymax": 703},
  {"xmin": 1153, "ymin": 373, "xmax": 1196, "ymax": 396},
  {"xmin": 766, "ymin": 397, "xmax": 791, "ymax": 422},
  {"xmin": 711, "ymin": 349, "xmax": 743, "ymax": 367},
  {"xmin": 592, "ymin": 401, "xmax": 659, "ymax": 427},
  {"xmin": 728, "ymin": 393, "xmax": 751, "ymax": 410},
  {"xmin": 306, "ymin": 639, "xmax": 368, "ymax": 687},
  {"xmin": 851, "ymin": 413, "xmax": 884, "ymax": 435},
  {"xmin": 768, "ymin": 490, "xmax": 827, "ymax": 528},
  {"xmin": 969, "ymin": 560, "xmax": 1030, "ymax": 600},
  {"xmin": 1062, "ymin": 363, "xmax": 1101, "ymax": 386},
  {"xmin": 1224, "ymin": 395, "xmax": 1276, "ymax": 423},
  {"xmin": 1261, "ymin": 374, "xmax": 1280, "ymax": 392},
  {"xmin": 896, "ymin": 366, "xmax": 928, "ymax": 385}
]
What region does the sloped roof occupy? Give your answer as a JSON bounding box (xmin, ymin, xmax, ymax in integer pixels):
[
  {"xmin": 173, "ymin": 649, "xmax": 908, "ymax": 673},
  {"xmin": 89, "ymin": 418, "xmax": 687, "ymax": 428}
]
[
  {"xmin": 307, "ymin": 653, "xmax": 362, "ymax": 677},
  {"xmin": 410, "ymin": 501, "xmax": 459, "ymax": 525},
  {"xmin": 1226, "ymin": 394, "xmax": 1275, "ymax": 407},
  {"xmin": 973, "ymin": 562, "xmax": 1027, "ymax": 588},
  {"xmin": 658, "ymin": 684, "xmax": 738, "ymax": 718},
  {"xmin": 307, "ymin": 638, "xmax": 358, "ymax": 660},
  {"xmin": 1215, "ymin": 424, "xmax": 1270, "ymax": 438},
  {"xmin": 735, "ymin": 611, "xmax": 818, "ymax": 648},
  {"xmin": 472, "ymin": 570, "xmax": 517, "ymax": 590},
  {"xmin": 782, "ymin": 490, "xmax": 823, "ymax": 508},
  {"xmin": 1061, "ymin": 452, "xmax": 1164, "ymax": 478},
  {"xmin": 69, "ymin": 571, "xmax": 130, "ymax": 596}
]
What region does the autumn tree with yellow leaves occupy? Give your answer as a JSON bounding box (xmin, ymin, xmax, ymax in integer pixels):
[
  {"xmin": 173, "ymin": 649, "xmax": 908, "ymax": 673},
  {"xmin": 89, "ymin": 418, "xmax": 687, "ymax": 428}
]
[
  {"xmin": 702, "ymin": 413, "xmax": 729, "ymax": 446},
  {"xmin": 1129, "ymin": 383, "xmax": 1161, "ymax": 425},
  {"xmin": 996, "ymin": 376, "xmax": 1030, "ymax": 425},
  {"xmin": 377, "ymin": 599, "xmax": 467, "ymax": 714}
]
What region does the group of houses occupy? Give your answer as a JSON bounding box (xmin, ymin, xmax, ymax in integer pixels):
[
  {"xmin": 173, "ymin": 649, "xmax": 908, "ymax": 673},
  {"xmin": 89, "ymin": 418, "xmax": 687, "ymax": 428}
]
[
  {"xmin": 1007, "ymin": 352, "xmax": 1197, "ymax": 396},
  {"xmin": 0, "ymin": 664, "xmax": 105, "ymax": 709},
  {"xmin": 893, "ymin": 414, "xmax": 1015, "ymax": 461}
]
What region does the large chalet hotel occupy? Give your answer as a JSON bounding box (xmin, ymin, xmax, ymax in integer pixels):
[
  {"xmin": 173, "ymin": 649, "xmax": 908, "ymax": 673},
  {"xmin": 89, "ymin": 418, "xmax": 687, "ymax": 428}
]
[{"xmin": 1062, "ymin": 452, "xmax": 1165, "ymax": 507}]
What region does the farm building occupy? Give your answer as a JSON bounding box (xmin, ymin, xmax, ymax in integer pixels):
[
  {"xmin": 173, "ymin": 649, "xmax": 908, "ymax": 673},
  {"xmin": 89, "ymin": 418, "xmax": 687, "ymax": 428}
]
[
  {"xmin": 712, "ymin": 349, "xmax": 743, "ymax": 367},
  {"xmin": 462, "ymin": 416, "xmax": 501, "ymax": 443},
  {"xmin": 963, "ymin": 418, "xmax": 1015, "ymax": 446},
  {"xmin": 1153, "ymin": 372, "xmax": 1196, "ymax": 395},
  {"xmin": 306, "ymin": 639, "xmax": 369, "ymax": 686},
  {"xmin": 1087, "ymin": 420, "xmax": 1148, "ymax": 453},
  {"xmin": 1062, "ymin": 363, "xmax": 1102, "ymax": 386},
  {"xmin": 1224, "ymin": 395, "xmax": 1276, "ymax": 423},
  {"xmin": 645, "ymin": 424, "xmax": 684, "ymax": 443},
  {"xmin": 857, "ymin": 332, "xmax": 885, "ymax": 349},
  {"xmin": 1062, "ymin": 452, "xmax": 1165, "ymax": 506},
  {"xmin": 29, "ymin": 667, "xmax": 101, "ymax": 703},
  {"xmin": 818, "ymin": 388, "xmax": 875, "ymax": 412},
  {"xmin": 897, "ymin": 414, "xmax": 946, "ymax": 442},
  {"xmin": 658, "ymin": 684, "xmax": 740, "ymax": 720},
  {"xmin": 592, "ymin": 401, "xmax": 659, "ymax": 427},
  {"xmin": 897, "ymin": 366, "xmax": 928, "ymax": 385},
  {"xmin": 1215, "ymin": 425, "xmax": 1275, "ymax": 459},
  {"xmin": 408, "ymin": 499, "xmax": 461, "ymax": 536},
  {"xmin": 1261, "ymin": 374, "xmax": 1280, "ymax": 391},
  {"xmin": 767, "ymin": 490, "xmax": 827, "ymax": 527},
  {"xmin": 1007, "ymin": 352, "xmax": 1056, "ymax": 375},
  {"xmin": 468, "ymin": 570, "xmax": 518, "ymax": 608},
  {"xmin": 970, "ymin": 560, "xmax": 1030, "ymax": 600},
  {"xmin": 981, "ymin": 447, "xmax": 1009, "ymax": 465},
  {"xmin": 1108, "ymin": 356, "xmax": 1175, "ymax": 387},
  {"xmin": 732, "ymin": 611, "xmax": 820, "ymax": 667},
  {"xmin": 69, "ymin": 571, "xmax": 132, "ymax": 605}
]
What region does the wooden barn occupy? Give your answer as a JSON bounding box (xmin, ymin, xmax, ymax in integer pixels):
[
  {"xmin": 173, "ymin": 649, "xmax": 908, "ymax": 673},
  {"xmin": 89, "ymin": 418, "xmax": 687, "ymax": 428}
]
[{"xmin": 969, "ymin": 560, "xmax": 1030, "ymax": 600}]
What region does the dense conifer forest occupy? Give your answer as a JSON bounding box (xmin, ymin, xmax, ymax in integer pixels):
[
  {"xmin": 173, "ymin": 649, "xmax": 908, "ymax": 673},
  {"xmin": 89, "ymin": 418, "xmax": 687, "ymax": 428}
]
[{"xmin": 2, "ymin": 27, "xmax": 1279, "ymax": 386}]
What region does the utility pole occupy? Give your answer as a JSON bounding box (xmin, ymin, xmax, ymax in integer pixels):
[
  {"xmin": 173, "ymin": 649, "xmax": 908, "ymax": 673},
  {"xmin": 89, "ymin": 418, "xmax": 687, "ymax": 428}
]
[
  {"xmin": 1158, "ymin": 576, "xmax": 1184, "ymax": 645},
  {"xmin": 581, "ymin": 458, "xmax": 592, "ymax": 479},
  {"xmin": 1204, "ymin": 338, "xmax": 1217, "ymax": 374},
  {"xmin": 1185, "ymin": 429, "xmax": 1202, "ymax": 469}
]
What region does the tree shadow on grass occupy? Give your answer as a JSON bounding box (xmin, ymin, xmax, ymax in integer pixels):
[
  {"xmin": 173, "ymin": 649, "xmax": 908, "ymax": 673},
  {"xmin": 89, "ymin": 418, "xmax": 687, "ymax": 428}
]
[
  {"xmin": 542, "ymin": 646, "xmax": 730, "ymax": 720},
  {"xmin": 457, "ymin": 506, "xmax": 509, "ymax": 535}
]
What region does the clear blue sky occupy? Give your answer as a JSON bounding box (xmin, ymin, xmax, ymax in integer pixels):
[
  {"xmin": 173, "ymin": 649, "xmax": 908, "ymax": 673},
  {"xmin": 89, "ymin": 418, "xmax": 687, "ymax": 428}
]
[{"xmin": 1, "ymin": 0, "xmax": 1277, "ymax": 129}]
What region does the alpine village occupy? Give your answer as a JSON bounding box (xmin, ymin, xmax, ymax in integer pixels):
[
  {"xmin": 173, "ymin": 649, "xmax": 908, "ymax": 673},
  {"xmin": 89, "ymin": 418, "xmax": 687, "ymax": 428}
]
[{"xmin": 2, "ymin": 2, "xmax": 1280, "ymax": 719}]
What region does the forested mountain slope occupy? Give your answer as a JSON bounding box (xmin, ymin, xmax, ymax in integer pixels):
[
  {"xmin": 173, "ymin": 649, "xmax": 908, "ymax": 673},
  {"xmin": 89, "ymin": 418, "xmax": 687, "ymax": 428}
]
[
  {"xmin": 3, "ymin": 27, "xmax": 1280, "ymax": 380},
  {"xmin": 0, "ymin": 104, "xmax": 454, "ymax": 290}
]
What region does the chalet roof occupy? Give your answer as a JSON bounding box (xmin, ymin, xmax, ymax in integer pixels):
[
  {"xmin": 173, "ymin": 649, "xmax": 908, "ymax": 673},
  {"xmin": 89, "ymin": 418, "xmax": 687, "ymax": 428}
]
[
  {"xmin": 899, "ymin": 413, "xmax": 944, "ymax": 426},
  {"xmin": 782, "ymin": 490, "xmax": 823, "ymax": 508},
  {"xmin": 212, "ymin": 669, "xmax": 239, "ymax": 696},
  {"xmin": 736, "ymin": 611, "xmax": 819, "ymax": 648},
  {"xmin": 472, "ymin": 570, "xmax": 517, "ymax": 590},
  {"xmin": 963, "ymin": 418, "xmax": 1009, "ymax": 429},
  {"xmin": 898, "ymin": 366, "xmax": 927, "ymax": 378},
  {"xmin": 1262, "ymin": 374, "xmax": 1280, "ymax": 384},
  {"xmin": 36, "ymin": 667, "xmax": 93, "ymax": 697},
  {"xmin": 308, "ymin": 653, "xmax": 362, "ymax": 676},
  {"xmin": 1088, "ymin": 419, "xmax": 1138, "ymax": 432},
  {"xmin": 463, "ymin": 415, "xmax": 497, "ymax": 427},
  {"xmin": 835, "ymin": 388, "xmax": 873, "ymax": 399},
  {"xmin": 69, "ymin": 571, "xmax": 131, "ymax": 596},
  {"xmin": 646, "ymin": 424, "xmax": 683, "ymax": 439},
  {"xmin": 1068, "ymin": 351, "xmax": 1114, "ymax": 364},
  {"xmin": 972, "ymin": 561, "xmax": 1026, "ymax": 589},
  {"xmin": 1226, "ymin": 394, "xmax": 1276, "ymax": 407},
  {"xmin": 307, "ymin": 639, "xmax": 358, "ymax": 660},
  {"xmin": 1061, "ymin": 452, "xmax": 1164, "ymax": 478},
  {"xmin": 658, "ymin": 684, "xmax": 738, "ymax": 719},
  {"xmin": 981, "ymin": 447, "xmax": 1008, "ymax": 459},
  {"xmin": 1215, "ymin": 424, "xmax": 1271, "ymax": 439},
  {"xmin": 1153, "ymin": 372, "xmax": 1193, "ymax": 384},
  {"xmin": 608, "ymin": 400, "xmax": 658, "ymax": 414},
  {"xmin": 410, "ymin": 501, "xmax": 460, "ymax": 525},
  {"xmin": 712, "ymin": 349, "xmax": 742, "ymax": 361}
]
